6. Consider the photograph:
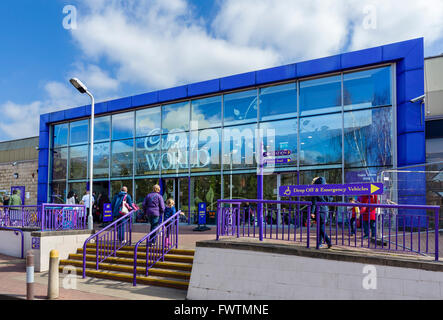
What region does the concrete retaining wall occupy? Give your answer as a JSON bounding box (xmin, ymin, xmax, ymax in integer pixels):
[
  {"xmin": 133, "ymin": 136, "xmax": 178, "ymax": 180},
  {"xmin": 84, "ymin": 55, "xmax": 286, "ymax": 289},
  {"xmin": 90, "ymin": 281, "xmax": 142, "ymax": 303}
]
[{"xmin": 187, "ymin": 240, "xmax": 443, "ymax": 300}]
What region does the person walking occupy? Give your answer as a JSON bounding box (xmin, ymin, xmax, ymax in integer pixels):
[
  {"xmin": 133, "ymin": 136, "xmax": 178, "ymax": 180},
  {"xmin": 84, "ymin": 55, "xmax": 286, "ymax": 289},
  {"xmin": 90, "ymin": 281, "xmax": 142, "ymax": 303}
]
[
  {"xmin": 111, "ymin": 186, "xmax": 133, "ymax": 244},
  {"xmin": 142, "ymin": 184, "xmax": 165, "ymax": 246},
  {"xmin": 9, "ymin": 190, "xmax": 22, "ymax": 206},
  {"xmin": 310, "ymin": 177, "xmax": 332, "ymax": 249}
]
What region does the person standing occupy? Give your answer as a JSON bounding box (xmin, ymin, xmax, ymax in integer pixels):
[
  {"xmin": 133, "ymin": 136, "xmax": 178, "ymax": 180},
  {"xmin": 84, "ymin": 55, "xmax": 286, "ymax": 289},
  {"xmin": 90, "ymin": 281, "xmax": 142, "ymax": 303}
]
[
  {"xmin": 111, "ymin": 186, "xmax": 133, "ymax": 244},
  {"xmin": 80, "ymin": 189, "xmax": 94, "ymax": 225},
  {"xmin": 142, "ymin": 184, "xmax": 165, "ymax": 245},
  {"xmin": 358, "ymin": 194, "xmax": 378, "ymax": 240},
  {"xmin": 9, "ymin": 190, "xmax": 22, "ymax": 206},
  {"xmin": 163, "ymin": 199, "xmax": 176, "ymax": 248},
  {"xmin": 310, "ymin": 177, "xmax": 332, "ymax": 249},
  {"xmin": 66, "ymin": 191, "xmax": 76, "ymax": 205}
]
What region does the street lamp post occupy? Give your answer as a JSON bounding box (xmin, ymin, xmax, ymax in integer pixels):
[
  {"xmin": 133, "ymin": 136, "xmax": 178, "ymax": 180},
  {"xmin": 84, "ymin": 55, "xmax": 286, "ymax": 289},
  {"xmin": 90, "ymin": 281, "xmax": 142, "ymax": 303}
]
[{"xmin": 69, "ymin": 78, "xmax": 94, "ymax": 230}]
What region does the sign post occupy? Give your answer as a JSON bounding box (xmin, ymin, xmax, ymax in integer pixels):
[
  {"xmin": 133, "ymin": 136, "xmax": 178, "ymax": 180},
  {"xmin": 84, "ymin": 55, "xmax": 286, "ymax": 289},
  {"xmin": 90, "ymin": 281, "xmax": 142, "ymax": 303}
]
[
  {"xmin": 279, "ymin": 183, "xmax": 384, "ymax": 197},
  {"xmin": 102, "ymin": 203, "xmax": 113, "ymax": 223},
  {"xmin": 193, "ymin": 202, "xmax": 211, "ymax": 232}
]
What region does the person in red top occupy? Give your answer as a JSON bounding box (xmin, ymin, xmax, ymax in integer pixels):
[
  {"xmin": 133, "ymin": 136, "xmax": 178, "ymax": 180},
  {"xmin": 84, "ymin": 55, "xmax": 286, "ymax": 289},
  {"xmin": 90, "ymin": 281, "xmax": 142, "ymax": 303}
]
[{"xmin": 357, "ymin": 194, "xmax": 378, "ymax": 239}]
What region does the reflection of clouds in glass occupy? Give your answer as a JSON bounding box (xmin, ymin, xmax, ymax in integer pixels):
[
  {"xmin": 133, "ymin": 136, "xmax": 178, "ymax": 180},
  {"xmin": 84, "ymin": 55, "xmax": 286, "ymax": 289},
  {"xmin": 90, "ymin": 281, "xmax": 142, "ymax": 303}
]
[
  {"xmin": 112, "ymin": 140, "xmax": 133, "ymax": 153},
  {"xmin": 163, "ymin": 103, "xmax": 189, "ymax": 131}
]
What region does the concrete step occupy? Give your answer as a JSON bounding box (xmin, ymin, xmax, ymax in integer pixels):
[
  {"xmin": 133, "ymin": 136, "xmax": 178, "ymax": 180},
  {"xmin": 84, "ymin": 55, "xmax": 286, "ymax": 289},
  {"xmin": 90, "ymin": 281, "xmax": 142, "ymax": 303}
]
[
  {"xmin": 85, "ymin": 243, "xmax": 195, "ymax": 256},
  {"xmin": 77, "ymin": 248, "xmax": 194, "ymax": 264},
  {"xmin": 60, "ymin": 259, "xmax": 191, "ymax": 280},
  {"xmin": 67, "ymin": 253, "xmax": 193, "ymax": 271},
  {"xmin": 60, "ymin": 266, "xmax": 189, "ymax": 290}
]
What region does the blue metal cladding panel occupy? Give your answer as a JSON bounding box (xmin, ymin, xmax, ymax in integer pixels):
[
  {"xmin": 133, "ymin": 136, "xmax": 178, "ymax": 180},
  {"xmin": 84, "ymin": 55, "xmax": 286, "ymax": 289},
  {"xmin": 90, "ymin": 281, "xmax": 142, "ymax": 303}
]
[
  {"xmin": 397, "ymin": 132, "xmax": 426, "ymax": 166},
  {"xmin": 38, "ymin": 131, "xmax": 49, "ymax": 149},
  {"xmin": 383, "ymin": 38, "xmax": 424, "ymax": 71},
  {"xmin": 132, "ymin": 91, "xmax": 159, "ymax": 108},
  {"xmin": 38, "ymin": 148, "xmax": 49, "ymax": 167},
  {"xmin": 94, "ymin": 101, "xmax": 108, "ymax": 115},
  {"xmin": 49, "ymin": 110, "xmax": 65, "ymax": 123},
  {"xmin": 397, "ymin": 166, "xmax": 427, "ymax": 197},
  {"xmin": 341, "ymin": 47, "xmax": 383, "ymax": 70},
  {"xmin": 397, "ymin": 102, "xmax": 425, "ymax": 134},
  {"xmin": 188, "ymin": 79, "xmax": 220, "ymax": 97},
  {"xmin": 158, "ymin": 85, "xmax": 188, "ymax": 103},
  {"xmin": 40, "ymin": 114, "xmax": 50, "ymax": 132},
  {"xmin": 37, "ymin": 183, "xmax": 48, "ymax": 204},
  {"xmin": 297, "ymin": 54, "xmax": 342, "ymax": 78},
  {"xmin": 64, "ymin": 105, "xmax": 86, "ymax": 120},
  {"xmin": 220, "ymin": 71, "xmax": 256, "ymax": 91},
  {"xmin": 107, "ymin": 96, "xmax": 132, "ymax": 112},
  {"xmin": 37, "ymin": 164, "xmax": 49, "ymax": 185},
  {"xmin": 256, "ymin": 64, "xmax": 297, "ymax": 85}
]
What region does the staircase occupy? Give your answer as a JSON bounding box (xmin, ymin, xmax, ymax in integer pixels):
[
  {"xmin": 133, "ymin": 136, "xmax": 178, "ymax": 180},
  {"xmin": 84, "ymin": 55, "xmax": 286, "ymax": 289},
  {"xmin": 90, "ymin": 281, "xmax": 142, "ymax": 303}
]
[{"xmin": 59, "ymin": 243, "xmax": 195, "ymax": 290}]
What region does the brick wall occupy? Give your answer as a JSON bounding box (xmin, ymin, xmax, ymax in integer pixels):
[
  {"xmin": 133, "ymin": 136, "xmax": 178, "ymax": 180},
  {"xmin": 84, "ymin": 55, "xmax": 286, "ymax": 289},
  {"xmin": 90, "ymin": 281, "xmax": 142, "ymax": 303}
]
[{"xmin": 0, "ymin": 160, "xmax": 39, "ymax": 205}]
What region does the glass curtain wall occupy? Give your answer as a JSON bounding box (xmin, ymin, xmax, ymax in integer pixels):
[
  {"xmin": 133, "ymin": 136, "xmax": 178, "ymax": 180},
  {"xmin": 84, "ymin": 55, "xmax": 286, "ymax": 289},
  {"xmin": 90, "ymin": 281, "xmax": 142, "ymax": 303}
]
[{"xmin": 49, "ymin": 65, "xmax": 394, "ymax": 212}]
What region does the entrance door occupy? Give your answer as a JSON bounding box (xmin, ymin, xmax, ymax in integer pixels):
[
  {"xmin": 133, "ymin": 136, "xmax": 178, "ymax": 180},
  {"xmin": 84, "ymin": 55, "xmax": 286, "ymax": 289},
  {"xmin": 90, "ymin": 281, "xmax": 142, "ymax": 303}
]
[{"xmin": 93, "ymin": 181, "xmax": 110, "ymax": 200}]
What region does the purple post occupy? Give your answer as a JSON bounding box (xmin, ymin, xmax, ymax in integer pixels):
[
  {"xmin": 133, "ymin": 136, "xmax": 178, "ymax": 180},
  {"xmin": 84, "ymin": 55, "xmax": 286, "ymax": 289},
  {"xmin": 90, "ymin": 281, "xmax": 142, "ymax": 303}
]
[
  {"xmin": 216, "ymin": 202, "xmax": 220, "ymax": 241},
  {"xmin": 316, "ymin": 206, "xmax": 320, "ymax": 250},
  {"xmin": 307, "ymin": 206, "xmax": 311, "ymax": 248},
  {"xmin": 188, "ymin": 176, "xmax": 191, "ymax": 225},
  {"xmin": 435, "ymin": 208, "xmax": 439, "ymax": 261}
]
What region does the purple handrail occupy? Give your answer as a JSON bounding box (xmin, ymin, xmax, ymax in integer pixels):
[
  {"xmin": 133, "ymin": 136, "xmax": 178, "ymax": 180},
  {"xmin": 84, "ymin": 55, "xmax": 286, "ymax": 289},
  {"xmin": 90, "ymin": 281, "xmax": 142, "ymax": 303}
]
[
  {"xmin": 82, "ymin": 211, "xmax": 134, "ymax": 278},
  {"xmin": 132, "ymin": 211, "xmax": 181, "ymax": 286},
  {"xmin": 0, "ymin": 226, "xmax": 24, "ymax": 259}
]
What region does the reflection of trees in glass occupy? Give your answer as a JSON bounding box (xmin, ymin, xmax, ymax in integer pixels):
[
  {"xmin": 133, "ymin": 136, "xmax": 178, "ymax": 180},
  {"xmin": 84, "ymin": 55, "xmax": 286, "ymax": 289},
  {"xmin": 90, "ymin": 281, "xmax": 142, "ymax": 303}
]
[{"xmin": 191, "ymin": 175, "xmax": 221, "ymax": 211}]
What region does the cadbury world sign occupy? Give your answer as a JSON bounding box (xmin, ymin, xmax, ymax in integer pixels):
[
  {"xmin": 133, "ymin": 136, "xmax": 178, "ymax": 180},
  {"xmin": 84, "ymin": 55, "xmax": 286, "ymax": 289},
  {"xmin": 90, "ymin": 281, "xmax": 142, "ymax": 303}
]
[{"xmin": 279, "ymin": 183, "xmax": 384, "ymax": 197}]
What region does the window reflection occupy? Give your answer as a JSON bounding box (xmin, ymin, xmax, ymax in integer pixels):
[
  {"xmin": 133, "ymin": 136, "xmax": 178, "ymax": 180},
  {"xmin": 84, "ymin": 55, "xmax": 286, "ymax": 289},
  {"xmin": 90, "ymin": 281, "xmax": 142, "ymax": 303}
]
[
  {"xmin": 52, "ymin": 148, "xmax": 68, "ymax": 181},
  {"xmin": 94, "ymin": 116, "xmax": 110, "ymax": 142},
  {"xmin": 135, "ymin": 137, "xmax": 161, "ymax": 176},
  {"xmin": 51, "ymin": 181, "xmax": 66, "ymax": 204},
  {"xmin": 70, "ymin": 120, "xmax": 89, "ymax": 145},
  {"xmin": 191, "ymin": 96, "xmax": 222, "ymax": 130},
  {"xmin": 93, "ymin": 142, "xmax": 110, "ymax": 178},
  {"xmin": 112, "ymin": 112, "xmax": 134, "ymax": 140},
  {"xmin": 161, "ymin": 132, "xmax": 189, "ymax": 174},
  {"xmin": 300, "ymin": 75, "xmax": 342, "ymax": 116},
  {"xmin": 190, "ymin": 128, "xmax": 221, "ymax": 172},
  {"xmin": 344, "ymin": 107, "xmax": 392, "ymax": 168},
  {"xmin": 162, "ymin": 101, "xmax": 190, "ymax": 133},
  {"xmin": 300, "ymin": 113, "xmax": 342, "ymax": 166},
  {"xmin": 224, "ymin": 90, "xmax": 257, "ymax": 126},
  {"xmin": 69, "ymin": 145, "xmax": 88, "ymax": 179},
  {"xmin": 223, "ymin": 124, "xmax": 257, "ymax": 170},
  {"xmin": 344, "ymin": 66, "xmax": 391, "ymax": 110},
  {"xmin": 111, "ymin": 139, "xmax": 133, "ymax": 177},
  {"xmin": 53, "ymin": 123, "xmax": 68, "ymax": 148},
  {"xmin": 136, "ymin": 107, "xmax": 161, "ymax": 137},
  {"xmin": 259, "ymin": 83, "xmax": 297, "ymax": 121}
]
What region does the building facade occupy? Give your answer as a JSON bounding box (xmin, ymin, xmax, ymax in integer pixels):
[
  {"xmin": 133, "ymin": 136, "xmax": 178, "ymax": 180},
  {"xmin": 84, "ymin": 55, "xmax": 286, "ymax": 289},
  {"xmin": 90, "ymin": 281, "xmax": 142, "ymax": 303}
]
[{"xmin": 38, "ymin": 38, "xmax": 425, "ymax": 217}]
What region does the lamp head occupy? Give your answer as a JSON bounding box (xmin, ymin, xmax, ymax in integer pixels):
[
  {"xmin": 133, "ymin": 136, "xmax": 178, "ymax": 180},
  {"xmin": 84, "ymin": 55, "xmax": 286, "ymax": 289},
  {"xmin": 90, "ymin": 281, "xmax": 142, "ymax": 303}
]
[{"xmin": 69, "ymin": 77, "xmax": 88, "ymax": 94}]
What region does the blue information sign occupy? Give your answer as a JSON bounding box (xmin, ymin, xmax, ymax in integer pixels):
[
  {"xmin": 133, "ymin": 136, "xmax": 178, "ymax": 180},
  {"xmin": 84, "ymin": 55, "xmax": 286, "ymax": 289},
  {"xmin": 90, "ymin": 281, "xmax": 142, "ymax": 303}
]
[
  {"xmin": 198, "ymin": 202, "xmax": 207, "ymax": 225},
  {"xmin": 280, "ymin": 183, "xmax": 384, "ymax": 197},
  {"xmin": 264, "ymin": 158, "xmax": 292, "ymax": 164},
  {"xmin": 103, "ymin": 203, "xmax": 113, "ymax": 222},
  {"xmin": 263, "ymin": 150, "xmax": 291, "ymax": 157}
]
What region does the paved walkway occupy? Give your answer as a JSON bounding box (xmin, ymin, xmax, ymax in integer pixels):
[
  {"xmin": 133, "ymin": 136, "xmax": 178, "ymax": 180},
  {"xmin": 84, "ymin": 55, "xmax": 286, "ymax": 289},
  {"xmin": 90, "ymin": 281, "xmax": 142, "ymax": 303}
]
[{"xmin": 0, "ymin": 224, "xmax": 216, "ymax": 300}]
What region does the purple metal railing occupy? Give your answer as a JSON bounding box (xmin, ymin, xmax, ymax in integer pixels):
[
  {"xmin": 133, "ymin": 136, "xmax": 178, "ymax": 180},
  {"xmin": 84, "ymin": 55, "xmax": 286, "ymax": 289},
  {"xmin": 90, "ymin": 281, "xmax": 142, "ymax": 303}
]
[
  {"xmin": 217, "ymin": 200, "xmax": 313, "ymax": 247},
  {"xmin": 82, "ymin": 211, "xmax": 134, "ymax": 278},
  {"xmin": 315, "ymin": 202, "xmax": 440, "ymax": 261},
  {"xmin": 0, "ymin": 204, "xmax": 87, "ymax": 231},
  {"xmin": 133, "ymin": 211, "xmax": 181, "ymax": 286},
  {"xmin": 217, "ymin": 199, "xmax": 441, "ymax": 261}
]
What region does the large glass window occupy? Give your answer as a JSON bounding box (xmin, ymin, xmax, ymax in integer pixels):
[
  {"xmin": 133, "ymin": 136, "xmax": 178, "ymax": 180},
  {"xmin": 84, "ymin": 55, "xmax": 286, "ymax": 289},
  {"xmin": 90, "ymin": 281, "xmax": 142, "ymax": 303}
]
[
  {"xmin": 94, "ymin": 116, "xmax": 110, "ymax": 142},
  {"xmin": 70, "ymin": 120, "xmax": 89, "ymax": 145},
  {"xmin": 190, "ymin": 175, "xmax": 221, "ymax": 213},
  {"xmin": 53, "ymin": 123, "xmax": 68, "ymax": 148},
  {"xmin": 50, "ymin": 181, "xmax": 66, "ymax": 204},
  {"xmin": 111, "ymin": 180, "xmax": 133, "ymax": 200},
  {"xmin": 190, "ymin": 128, "xmax": 221, "ymax": 173},
  {"xmin": 112, "ymin": 112, "xmax": 134, "ymax": 140},
  {"xmin": 68, "ymin": 182, "xmax": 87, "ymax": 203},
  {"xmin": 161, "ymin": 131, "xmax": 189, "ymax": 174},
  {"xmin": 344, "ymin": 107, "xmax": 392, "ymax": 168},
  {"xmin": 300, "ymin": 113, "xmax": 342, "ymax": 166},
  {"xmin": 223, "ymin": 173, "xmax": 257, "ymax": 200},
  {"xmin": 344, "ymin": 66, "xmax": 391, "ymax": 110},
  {"xmin": 135, "ymin": 136, "xmax": 161, "ymax": 176},
  {"xmin": 52, "ymin": 148, "xmax": 68, "ymax": 181},
  {"xmin": 111, "ymin": 139, "xmax": 133, "ymax": 177},
  {"xmin": 136, "ymin": 107, "xmax": 161, "ymax": 137},
  {"xmin": 162, "ymin": 101, "xmax": 190, "ymax": 133},
  {"xmin": 224, "ymin": 90, "xmax": 257, "ymax": 126},
  {"xmin": 191, "ymin": 96, "xmax": 222, "ymax": 130},
  {"xmin": 69, "ymin": 145, "xmax": 88, "ymax": 179},
  {"xmin": 93, "ymin": 142, "xmax": 110, "ymax": 178},
  {"xmin": 259, "ymin": 83, "xmax": 297, "ymax": 121},
  {"xmin": 135, "ymin": 178, "xmax": 160, "ymax": 206},
  {"xmin": 300, "ymin": 75, "xmax": 342, "ymax": 116},
  {"xmin": 223, "ymin": 124, "xmax": 257, "ymax": 170}
]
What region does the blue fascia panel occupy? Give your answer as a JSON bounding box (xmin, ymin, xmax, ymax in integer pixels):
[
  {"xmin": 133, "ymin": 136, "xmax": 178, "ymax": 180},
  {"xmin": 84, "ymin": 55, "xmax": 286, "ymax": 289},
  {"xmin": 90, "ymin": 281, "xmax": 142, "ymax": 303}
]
[
  {"xmin": 49, "ymin": 110, "xmax": 65, "ymax": 123},
  {"xmin": 396, "ymin": 68, "xmax": 425, "ymax": 105},
  {"xmin": 64, "ymin": 105, "xmax": 86, "ymax": 120},
  {"xmin": 94, "ymin": 101, "xmax": 108, "ymax": 115},
  {"xmin": 397, "ymin": 102, "xmax": 425, "ymax": 134},
  {"xmin": 132, "ymin": 91, "xmax": 159, "ymax": 108},
  {"xmin": 382, "ymin": 38, "xmax": 424, "ymax": 71},
  {"xmin": 38, "ymin": 131, "xmax": 49, "ymax": 149},
  {"xmin": 38, "ymin": 149, "xmax": 49, "ymax": 169},
  {"xmin": 397, "ymin": 132, "xmax": 426, "ymax": 166},
  {"xmin": 40, "ymin": 114, "xmax": 50, "ymax": 132},
  {"xmin": 188, "ymin": 79, "xmax": 220, "ymax": 97},
  {"xmin": 107, "ymin": 97, "xmax": 132, "ymax": 112},
  {"xmin": 37, "ymin": 165, "xmax": 49, "ymax": 185},
  {"xmin": 341, "ymin": 47, "xmax": 383, "ymax": 70},
  {"xmin": 256, "ymin": 64, "xmax": 297, "ymax": 85},
  {"xmin": 220, "ymin": 71, "xmax": 256, "ymax": 91},
  {"xmin": 37, "ymin": 183, "xmax": 48, "ymax": 204},
  {"xmin": 297, "ymin": 54, "xmax": 342, "ymax": 78},
  {"xmin": 158, "ymin": 85, "xmax": 188, "ymax": 103}
]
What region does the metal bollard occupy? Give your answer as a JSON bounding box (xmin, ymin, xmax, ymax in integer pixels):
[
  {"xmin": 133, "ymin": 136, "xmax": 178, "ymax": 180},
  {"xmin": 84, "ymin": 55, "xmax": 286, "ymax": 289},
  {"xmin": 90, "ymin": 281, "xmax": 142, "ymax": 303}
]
[
  {"xmin": 26, "ymin": 251, "xmax": 34, "ymax": 300},
  {"xmin": 47, "ymin": 249, "xmax": 59, "ymax": 300}
]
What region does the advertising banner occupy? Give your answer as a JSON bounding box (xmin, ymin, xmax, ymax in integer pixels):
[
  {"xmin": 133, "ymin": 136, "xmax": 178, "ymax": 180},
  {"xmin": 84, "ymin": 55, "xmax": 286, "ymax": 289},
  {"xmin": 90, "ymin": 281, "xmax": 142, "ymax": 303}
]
[{"xmin": 280, "ymin": 183, "xmax": 384, "ymax": 197}]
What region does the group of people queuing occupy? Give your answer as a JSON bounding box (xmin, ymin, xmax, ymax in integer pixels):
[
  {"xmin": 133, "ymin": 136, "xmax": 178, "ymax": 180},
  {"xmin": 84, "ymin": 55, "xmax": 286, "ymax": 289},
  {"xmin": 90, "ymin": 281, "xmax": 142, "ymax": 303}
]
[{"xmin": 0, "ymin": 190, "xmax": 22, "ymax": 207}]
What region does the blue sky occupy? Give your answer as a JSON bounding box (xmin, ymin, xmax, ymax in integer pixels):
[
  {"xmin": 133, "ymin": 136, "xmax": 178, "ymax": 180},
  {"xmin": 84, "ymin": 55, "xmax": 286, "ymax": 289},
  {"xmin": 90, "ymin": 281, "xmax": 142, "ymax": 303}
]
[{"xmin": 0, "ymin": 0, "xmax": 442, "ymax": 142}]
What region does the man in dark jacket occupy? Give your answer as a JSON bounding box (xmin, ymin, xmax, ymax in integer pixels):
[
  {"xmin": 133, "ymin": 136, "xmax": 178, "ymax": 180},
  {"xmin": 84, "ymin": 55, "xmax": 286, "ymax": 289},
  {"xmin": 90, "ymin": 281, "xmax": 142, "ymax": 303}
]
[
  {"xmin": 310, "ymin": 177, "xmax": 332, "ymax": 249},
  {"xmin": 111, "ymin": 186, "xmax": 133, "ymax": 244},
  {"xmin": 142, "ymin": 184, "xmax": 165, "ymax": 243}
]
